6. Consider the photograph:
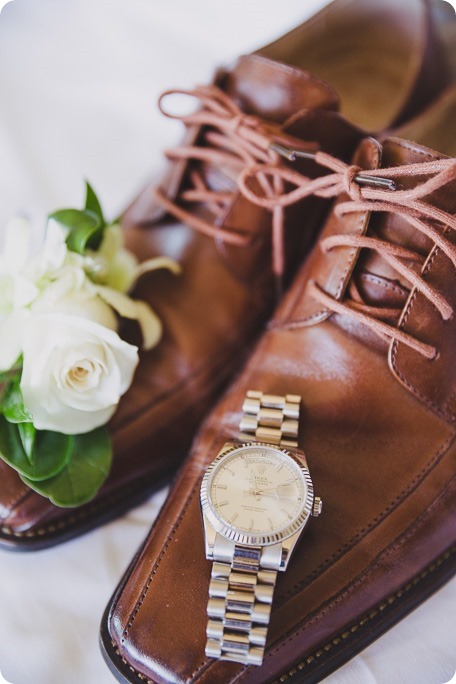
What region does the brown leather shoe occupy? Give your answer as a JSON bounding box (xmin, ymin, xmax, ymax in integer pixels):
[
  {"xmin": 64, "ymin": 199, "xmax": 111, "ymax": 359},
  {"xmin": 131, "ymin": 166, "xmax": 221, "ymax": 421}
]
[
  {"xmin": 125, "ymin": 0, "xmax": 453, "ymax": 229},
  {"xmin": 100, "ymin": 84, "xmax": 456, "ymax": 683},
  {"xmin": 1, "ymin": 0, "xmax": 453, "ymax": 550}
]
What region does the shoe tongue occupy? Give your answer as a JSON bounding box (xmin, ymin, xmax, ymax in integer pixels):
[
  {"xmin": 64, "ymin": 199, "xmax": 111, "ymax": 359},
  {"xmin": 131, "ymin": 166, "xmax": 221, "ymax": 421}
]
[
  {"xmin": 288, "ymin": 135, "xmax": 454, "ymax": 327},
  {"xmin": 200, "ymin": 55, "xmax": 339, "ymax": 195},
  {"xmin": 125, "ymin": 55, "xmax": 339, "ymax": 227},
  {"xmin": 221, "ymin": 54, "xmax": 339, "ymax": 124},
  {"xmin": 352, "ymin": 137, "xmax": 452, "ymax": 310}
]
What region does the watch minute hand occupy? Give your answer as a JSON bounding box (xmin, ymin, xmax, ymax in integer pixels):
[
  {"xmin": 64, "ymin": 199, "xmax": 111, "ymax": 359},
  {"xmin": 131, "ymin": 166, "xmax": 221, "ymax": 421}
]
[{"xmin": 257, "ymin": 486, "xmax": 295, "ymax": 502}]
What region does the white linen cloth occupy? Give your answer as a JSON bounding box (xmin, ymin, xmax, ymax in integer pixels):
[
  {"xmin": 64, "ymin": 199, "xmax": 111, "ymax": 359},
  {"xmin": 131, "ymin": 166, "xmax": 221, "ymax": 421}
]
[{"xmin": 0, "ymin": 1, "xmax": 455, "ymax": 683}]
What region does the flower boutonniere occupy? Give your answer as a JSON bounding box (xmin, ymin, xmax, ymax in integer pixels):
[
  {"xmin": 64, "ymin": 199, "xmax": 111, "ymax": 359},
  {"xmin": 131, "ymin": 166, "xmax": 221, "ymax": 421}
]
[{"xmin": 0, "ymin": 183, "xmax": 180, "ymax": 507}]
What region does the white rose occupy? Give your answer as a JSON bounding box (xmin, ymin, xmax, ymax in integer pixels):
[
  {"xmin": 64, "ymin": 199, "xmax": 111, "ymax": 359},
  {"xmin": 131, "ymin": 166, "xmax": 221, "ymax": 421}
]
[{"xmin": 20, "ymin": 314, "xmax": 139, "ymax": 434}]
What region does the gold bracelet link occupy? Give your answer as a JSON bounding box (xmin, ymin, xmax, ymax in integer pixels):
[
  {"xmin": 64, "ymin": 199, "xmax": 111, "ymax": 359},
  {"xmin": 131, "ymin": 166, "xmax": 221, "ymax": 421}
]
[
  {"xmin": 239, "ymin": 390, "xmax": 301, "ymax": 448},
  {"xmin": 205, "ymin": 390, "xmax": 301, "ymax": 665},
  {"xmin": 205, "ymin": 544, "xmax": 277, "ymax": 666}
]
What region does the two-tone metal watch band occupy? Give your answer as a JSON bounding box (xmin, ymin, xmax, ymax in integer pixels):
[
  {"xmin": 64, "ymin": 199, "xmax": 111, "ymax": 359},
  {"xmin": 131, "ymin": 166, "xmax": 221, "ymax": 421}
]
[
  {"xmin": 205, "ymin": 541, "xmax": 278, "ymax": 666},
  {"xmin": 204, "ymin": 391, "xmax": 301, "ymax": 666},
  {"xmin": 239, "ymin": 390, "xmax": 301, "ymax": 448}
]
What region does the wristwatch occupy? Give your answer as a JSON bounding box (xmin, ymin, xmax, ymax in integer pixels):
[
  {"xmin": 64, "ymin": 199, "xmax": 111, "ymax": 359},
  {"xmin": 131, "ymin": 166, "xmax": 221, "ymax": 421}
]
[{"xmin": 200, "ymin": 390, "xmax": 322, "ymax": 666}]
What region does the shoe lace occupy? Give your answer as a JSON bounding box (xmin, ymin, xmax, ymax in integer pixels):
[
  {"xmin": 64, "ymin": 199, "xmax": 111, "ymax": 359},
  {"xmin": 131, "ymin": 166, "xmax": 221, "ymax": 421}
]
[
  {"xmin": 154, "ymin": 85, "xmax": 319, "ymax": 279},
  {"xmin": 238, "ymin": 150, "xmax": 456, "ymax": 359}
]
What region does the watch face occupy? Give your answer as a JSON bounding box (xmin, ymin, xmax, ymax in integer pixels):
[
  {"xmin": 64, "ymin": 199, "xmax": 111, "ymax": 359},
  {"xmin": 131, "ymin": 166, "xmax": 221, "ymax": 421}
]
[{"xmin": 201, "ymin": 444, "xmax": 314, "ymax": 546}]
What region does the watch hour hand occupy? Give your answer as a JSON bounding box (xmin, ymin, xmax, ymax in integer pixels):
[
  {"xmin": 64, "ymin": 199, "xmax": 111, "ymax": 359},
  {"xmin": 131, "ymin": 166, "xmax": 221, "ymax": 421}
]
[{"xmin": 243, "ymin": 488, "xmax": 261, "ymax": 500}]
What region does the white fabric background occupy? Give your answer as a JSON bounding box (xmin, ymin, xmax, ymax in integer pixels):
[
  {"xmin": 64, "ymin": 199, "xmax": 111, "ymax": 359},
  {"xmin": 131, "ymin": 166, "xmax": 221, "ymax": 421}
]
[{"xmin": 0, "ymin": 1, "xmax": 455, "ymax": 683}]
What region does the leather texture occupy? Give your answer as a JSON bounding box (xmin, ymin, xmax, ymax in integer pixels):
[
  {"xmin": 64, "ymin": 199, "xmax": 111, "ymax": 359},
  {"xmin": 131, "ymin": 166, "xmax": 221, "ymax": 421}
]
[
  {"xmin": 0, "ymin": 0, "xmax": 453, "ymax": 549},
  {"xmin": 102, "ymin": 64, "xmax": 456, "ymax": 684}
]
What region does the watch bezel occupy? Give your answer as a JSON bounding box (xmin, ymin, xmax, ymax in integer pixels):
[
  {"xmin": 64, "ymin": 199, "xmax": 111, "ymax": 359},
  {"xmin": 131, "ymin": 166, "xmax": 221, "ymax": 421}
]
[{"xmin": 200, "ymin": 442, "xmax": 314, "ymax": 547}]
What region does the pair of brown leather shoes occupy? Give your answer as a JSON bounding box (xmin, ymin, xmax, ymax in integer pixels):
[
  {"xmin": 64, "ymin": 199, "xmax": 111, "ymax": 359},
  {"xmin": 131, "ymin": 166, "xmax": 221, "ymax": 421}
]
[{"xmin": 2, "ymin": 0, "xmax": 456, "ymax": 682}]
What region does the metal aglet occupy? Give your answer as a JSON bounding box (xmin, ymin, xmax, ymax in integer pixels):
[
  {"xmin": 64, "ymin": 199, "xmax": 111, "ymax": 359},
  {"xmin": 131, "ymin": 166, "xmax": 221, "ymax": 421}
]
[
  {"xmin": 355, "ymin": 175, "xmax": 397, "ymax": 191},
  {"xmin": 269, "ymin": 142, "xmax": 397, "ymax": 191},
  {"xmin": 269, "ymin": 142, "xmax": 316, "ymax": 162}
]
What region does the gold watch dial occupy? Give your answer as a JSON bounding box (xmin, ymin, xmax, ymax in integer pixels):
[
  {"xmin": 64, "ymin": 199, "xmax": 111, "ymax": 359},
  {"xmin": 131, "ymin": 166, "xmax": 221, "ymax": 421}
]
[{"xmin": 208, "ymin": 445, "xmax": 307, "ymax": 536}]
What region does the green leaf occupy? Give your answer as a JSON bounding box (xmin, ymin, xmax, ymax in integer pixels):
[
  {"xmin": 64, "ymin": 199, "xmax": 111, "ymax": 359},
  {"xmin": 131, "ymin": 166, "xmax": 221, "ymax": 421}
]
[
  {"xmin": 0, "ymin": 416, "xmax": 73, "ymax": 481},
  {"xmin": 2, "ymin": 380, "xmax": 32, "ymax": 424},
  {"xmin": 0, "ymin": 370, "xmax": 19, "ymax": 384},
  {"xmin": 49, "ymin": 208, "xmax": 103, "ymax": 254},
  {"xmin": 21, "ymin": 427, "xmax": 112, "ymax": 507},
  {"xmin": 84, "ymin": 181, "xmax": 105, "ymax": 225},
  {"xmin": 0, "ymin": 358, "xmax": 22, "ymax": 384},
  {"xmin": 18, "ymin": 422, "xmax": 36, "ymax": 463}
]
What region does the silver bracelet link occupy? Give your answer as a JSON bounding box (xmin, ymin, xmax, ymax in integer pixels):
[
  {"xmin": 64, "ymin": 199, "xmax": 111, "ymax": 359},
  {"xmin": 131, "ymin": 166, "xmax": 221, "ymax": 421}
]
[
  {"xmin": 239, "ymin": 390, "xmax": 301, "ymax": 448},
  {"xmin": 205, "ymin": 544, "xmax": 277, "ymax": 665},
  {"xmin": 205, "ymin": 390, "xmax": 301, "ymax": 665}
]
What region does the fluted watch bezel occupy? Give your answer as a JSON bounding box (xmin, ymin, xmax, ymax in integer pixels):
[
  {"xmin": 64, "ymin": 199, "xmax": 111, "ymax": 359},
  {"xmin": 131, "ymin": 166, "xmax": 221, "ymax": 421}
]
[{"xmin": 200, "ymin": 442, "xmax": 314, "ymax": 548}]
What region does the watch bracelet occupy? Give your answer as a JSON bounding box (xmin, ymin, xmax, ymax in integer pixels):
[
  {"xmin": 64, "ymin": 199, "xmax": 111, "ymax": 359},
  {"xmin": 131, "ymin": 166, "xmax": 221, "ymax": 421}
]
[
  {"xmin": 239, "ymin": 390, "xmax": 301, "ymax": 448},
  {"xmin": 205, "ymin": 543, "xmax": 278, "ymax": 666},
  {"xmin": 204, "ymin": 391, "xmax": 301, "ymax": 666}
]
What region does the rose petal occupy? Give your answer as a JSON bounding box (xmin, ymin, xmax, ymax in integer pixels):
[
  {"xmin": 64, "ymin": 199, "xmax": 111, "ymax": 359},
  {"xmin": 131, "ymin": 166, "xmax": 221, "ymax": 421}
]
[
  {"xmin": 41, "ymin": 220, "xmax": 68, "ymax": 273},
  {"xmin": 131, "ymin": 256, "xmax": 181, "ymax": 289},
  {"xmin": 92, "ymin": 225, "xmax": 139, "ymax": 292},
  {"xmin": 20, "ymin": 314, "xmax": 139, "ymax": 434},
  {"xmin": 0, "ymin": 311, "xmax": 25, "ymax": 371},
  {"xmin": 127, "ymin": 300, "xmax": 163, "ymax": 351},
  {"xmin": 105, "ymin": 248, "xmax": 139, "ymax": 292},
  {"xmin": 98, "ymin": 224, "xmax": 123, "ymax": 261},
  {"xmin": 51, "ymin": 343, "xmax": 122, "ymax": 411},
  {"xmin": 13, "ymin": 275, "xmax": 38, "ymax": 309},
  {"xmin": 94, "ymin": 285, "xmax": 163, "ymax": 350}
]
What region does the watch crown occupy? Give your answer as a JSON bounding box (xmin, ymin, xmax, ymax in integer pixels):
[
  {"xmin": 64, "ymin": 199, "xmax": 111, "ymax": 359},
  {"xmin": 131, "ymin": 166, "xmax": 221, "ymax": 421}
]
[{"xmin": 312, "ymin": 496, "xmax": 323, "ymax": 517}]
